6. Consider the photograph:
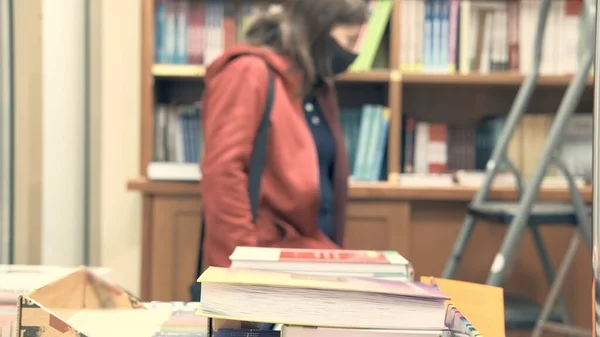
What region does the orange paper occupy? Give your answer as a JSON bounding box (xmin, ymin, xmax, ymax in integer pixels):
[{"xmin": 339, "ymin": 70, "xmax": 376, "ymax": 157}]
[{"xmin": 421, "ymin": 276, "xmax": 504, "ymax": 337}]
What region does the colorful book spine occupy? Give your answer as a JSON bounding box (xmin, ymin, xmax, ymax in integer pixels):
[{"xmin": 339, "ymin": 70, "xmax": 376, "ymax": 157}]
[
  {"xmin": 372, "ymin": 107, "xmax": 390, "ymax": 180},
  {"xmin": 425, "ymin": 277, "xmax": 482, "ymax": 337},
  {"xmin": 423, "ymin": 0, "xmax": 433, "ymax": 71},
  {"xmin": 155, "ymin": 0, "xmax": 166, "ymax": 63},
  {"xmin": 444, "ymin": 305, "xmax": 482, "ymax": 337}
]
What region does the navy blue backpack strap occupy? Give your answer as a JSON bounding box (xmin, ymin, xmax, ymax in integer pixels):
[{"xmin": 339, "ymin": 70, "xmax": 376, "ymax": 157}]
[
  {"xmin": 191, "ymin": 61, "xmax": 275, "ymax": 301},
  {"xmin": 247, "ymin": 66, "xmax": 275, "ymax": 223}
]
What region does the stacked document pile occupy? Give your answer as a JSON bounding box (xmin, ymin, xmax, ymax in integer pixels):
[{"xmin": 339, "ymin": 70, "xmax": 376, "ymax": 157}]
[
  {"xmin": 197, "ymin": 266, "xmax": 450, "ymax": 336},
  {"xmin": 0, "ymin": 264, "xmax": 111, "ymax": 337},
  {"xmin": 198, "ymin": 247, "xmax": 491, "ymax": 337}
]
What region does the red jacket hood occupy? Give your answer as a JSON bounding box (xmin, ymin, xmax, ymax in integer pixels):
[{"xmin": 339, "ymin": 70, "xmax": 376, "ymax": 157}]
[{"xmin": 205, "ymin": 45, "xmax": 302, "ymax": 89}]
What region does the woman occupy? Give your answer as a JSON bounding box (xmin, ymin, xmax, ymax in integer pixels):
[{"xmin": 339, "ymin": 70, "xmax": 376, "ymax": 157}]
[{"xmin": 201, "ymin": 0, "xmax": 368, "ymax": 268}]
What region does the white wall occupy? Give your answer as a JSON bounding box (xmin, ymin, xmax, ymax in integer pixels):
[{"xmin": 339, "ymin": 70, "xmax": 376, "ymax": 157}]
[
  {"xmin": 0, "ymin": 0, "xmax": 14, "ymax": 264},
  {"xmin": 13, "ymin": 0, "xmax": 142, "ymax": 294},
  {"xmin": 40, "ymin": 0, "xmax": 86, "ymax": 266},
  {"xmin": 89, "ymin": 0, "xmax": 143, "ymax": 295},
  {"xmin": 13, "ymin": 0, "xmax": 43, "ymax": 266}
]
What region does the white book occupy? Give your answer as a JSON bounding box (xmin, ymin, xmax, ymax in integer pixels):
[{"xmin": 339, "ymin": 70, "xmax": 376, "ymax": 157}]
[
  {"xmin": 282, "ymin": 326, "xmax": 447, "ymax": 337},
  {"xmin": 229, "ymin": 247, "xmax": 413, "ymax": 280},
  {"xmin": 147, "ymin": 162, "xmax": 201, "ymax": 181},
  {"xmin": 198, "ymin": 267, "xmax": 448, "ymax": 330}
]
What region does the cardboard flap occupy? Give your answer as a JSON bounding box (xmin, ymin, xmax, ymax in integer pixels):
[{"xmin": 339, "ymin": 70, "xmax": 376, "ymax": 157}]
[
  {"xmin": 82, "ymin": 270, "xmax": 142, "ymax": 309},
  {"xmin": 17, "ymin": 267, "xmax": 147, "ymax": 337},
  {"xmin": 25, "ymin": 266, "xmax": 141, "ymax": 310},
  {"xmin": 26, "ymin": 267, "xmax": 87, "ymax": 309}
]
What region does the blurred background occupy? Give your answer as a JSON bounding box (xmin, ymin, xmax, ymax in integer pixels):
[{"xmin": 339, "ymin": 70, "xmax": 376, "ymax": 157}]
[
  {"xmin": 0, "ymin": 0, "xmax": 596, "ymax": 335},
  {"xmin": 0, "ymin": 0, "xmax": 142, "ymax": 293}
]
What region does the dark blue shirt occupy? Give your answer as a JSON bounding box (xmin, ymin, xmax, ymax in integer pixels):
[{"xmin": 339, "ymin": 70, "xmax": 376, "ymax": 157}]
[{"xmin": 303, "ymin": 96, "xmax": 336, "ymax": 241}]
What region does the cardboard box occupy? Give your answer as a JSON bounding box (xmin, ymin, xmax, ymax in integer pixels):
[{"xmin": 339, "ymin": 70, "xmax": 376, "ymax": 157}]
[{"xmin": 16, "ymin": 267, "xmax": 206, "ymax": 337}]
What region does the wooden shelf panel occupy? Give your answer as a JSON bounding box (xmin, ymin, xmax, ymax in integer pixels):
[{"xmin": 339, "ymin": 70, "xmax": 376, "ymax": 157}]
[
  {"xmin": 153, "ymin": 65, "xmax": 594, "ymax": 86},
  {"xmin": 153, "ymin": 64, "xmax": 206, "ymax": 78},
  {"xmin": 152, "ymin": 64, "xmax": 390, "ymax": 83},
  {"xmin": 127, "ymin": 178, "xmax": 592, "ymax": 202},
  {"xmin": 337, "ymin": 70, "xmax": 391, "ymax": 82},
  {"xmin": 402, "ymin": 73, "xmax": 594, "ymax": 86}
]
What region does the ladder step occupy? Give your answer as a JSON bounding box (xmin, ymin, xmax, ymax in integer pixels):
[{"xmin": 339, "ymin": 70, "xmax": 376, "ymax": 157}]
[
  {"xmin": 539, "ymin": 322, "xmax": 592, "ymax": 337},
  {"xmin": 469, "ymin": 201, "xmax": 586, "ymax": 225},
  {"xmin": 505, "ymin": 293, "xmax": 562, "ymax": 331}
]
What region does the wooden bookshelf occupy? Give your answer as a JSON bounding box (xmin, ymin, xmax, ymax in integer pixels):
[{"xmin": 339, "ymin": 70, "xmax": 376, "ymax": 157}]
[{"xmin": 128, "ymin": 0, "xmax": 594, "ymax": 328}]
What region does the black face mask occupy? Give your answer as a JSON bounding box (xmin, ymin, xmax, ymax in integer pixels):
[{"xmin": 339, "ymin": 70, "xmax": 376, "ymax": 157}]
[
  {"xmin": 314, "ymin": 36, "xmax": 358, "ymax": 86},
  {"xmin": 328, "ymin": 36, "xmax": 358, "ymax": 75}
]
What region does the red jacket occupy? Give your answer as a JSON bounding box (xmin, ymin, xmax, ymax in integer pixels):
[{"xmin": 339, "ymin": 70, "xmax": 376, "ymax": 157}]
[{"xmin": 200, "ymin": 45, "xmax": 350, "ymax": 268}]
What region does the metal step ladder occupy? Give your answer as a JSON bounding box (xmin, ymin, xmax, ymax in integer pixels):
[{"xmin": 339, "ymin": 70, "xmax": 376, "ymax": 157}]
[{"xmin": 441, "ymin": 0, "xmax": 595, "ymax": 332}]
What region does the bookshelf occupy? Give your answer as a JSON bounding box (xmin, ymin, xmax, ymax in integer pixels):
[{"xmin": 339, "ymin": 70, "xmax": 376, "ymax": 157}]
[{"xmin": 128, "ymin": 0, "xmax": 594, "ymax": 328}]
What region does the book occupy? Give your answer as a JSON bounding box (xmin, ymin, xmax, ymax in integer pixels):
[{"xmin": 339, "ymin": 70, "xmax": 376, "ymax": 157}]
[
  {"xmin": 421, "ymin": 277, "xmax": 504, "ymax": 337},
  {"xmin": 281, "ymin": 326, "xmax": 447, "ymax": 337},
  {"xmin": 229, "ymin": 247, "xmax": 413, "ymax": 280},
  {"xmin": 197, "ymin": 267, "xmax": 449, "ymax": 330},
  {"xmin": 214, "ymin": 329, "xmax": 280, "ymax": 337}
]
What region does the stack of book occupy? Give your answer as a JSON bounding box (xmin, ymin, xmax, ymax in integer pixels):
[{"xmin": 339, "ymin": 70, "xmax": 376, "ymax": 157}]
[
  {"xmin": 229, "ymin": 247, "xmax": 414, "ymax": 281},
  {"xmin": 196, "ymin": 247, "xmax": 486, "ymax": 337}
]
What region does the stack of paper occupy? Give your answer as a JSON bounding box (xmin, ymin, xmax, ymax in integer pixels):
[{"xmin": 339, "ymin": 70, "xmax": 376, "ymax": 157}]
[{"xmin": 229, "ymin": 247, "xmax": 414, "ymax": 281}]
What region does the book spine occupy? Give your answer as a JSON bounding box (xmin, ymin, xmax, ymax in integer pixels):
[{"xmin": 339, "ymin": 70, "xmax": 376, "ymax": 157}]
[{"xmin": 445, "ymin": 305, "xmax": 482, "ymax": 337}]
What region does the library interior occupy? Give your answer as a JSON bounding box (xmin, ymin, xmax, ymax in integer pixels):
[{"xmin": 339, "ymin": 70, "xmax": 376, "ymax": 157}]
[{"xmin": 0, "ymin": 0, "xmax": 599, "ymax": 336}]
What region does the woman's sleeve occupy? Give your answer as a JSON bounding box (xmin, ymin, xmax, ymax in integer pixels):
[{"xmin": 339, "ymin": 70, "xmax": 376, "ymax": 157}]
[{"xmin": 201, "ymin": 59, "xmax": 269, "ymax": 252}]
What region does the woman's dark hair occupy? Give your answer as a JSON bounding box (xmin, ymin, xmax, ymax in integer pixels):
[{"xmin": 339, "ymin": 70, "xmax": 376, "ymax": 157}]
[{"xmin": 245, "ymin": 0, "xmax": 368, "ymax": 95}]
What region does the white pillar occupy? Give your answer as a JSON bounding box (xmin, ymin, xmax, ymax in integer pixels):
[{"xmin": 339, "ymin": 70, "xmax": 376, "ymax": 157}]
[
  {"xmin": 0, "ymin": 0, "xmax": 13, "ymax": 264},
  {"xmin": 40, "ymin": 0, "xmax": 86, "ymax": 265}
]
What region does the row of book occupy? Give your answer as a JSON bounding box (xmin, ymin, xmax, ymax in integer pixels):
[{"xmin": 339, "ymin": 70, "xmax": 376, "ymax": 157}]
[
  {"xmin": 155, "ymin": 0, "xmax": 592, "ymax": 76},
  {"xmin": 344, "ymin": 105, "xmax": 390, "ymax": 182},
  {"xmin": 149, "ymin": 103, "xmax": 391, "ymax": 182},
  {"xmin": 149, "ymin": 101, "xmax": 593, "ymax": 184},
  {"xmin": 154, "ymin": 0, "xmax": 391, "ymax": 72},
  {"xmin": 402, "ymin": 113, "xmax": 593, "ymax": 182},
  {"xmin": 155, "ymin": 0, "xmax": 260, "ymax": 65},
  {"xmin": 195, "ymin": 246, "xmax": 495, "ymax": 337},
  {"xmin": 399, "ymin": 0, "xmax": 589, "ymax": 75},
  {"xmin": 154, "ymin": 103, "xmax": 203, "ymax": 164}
]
